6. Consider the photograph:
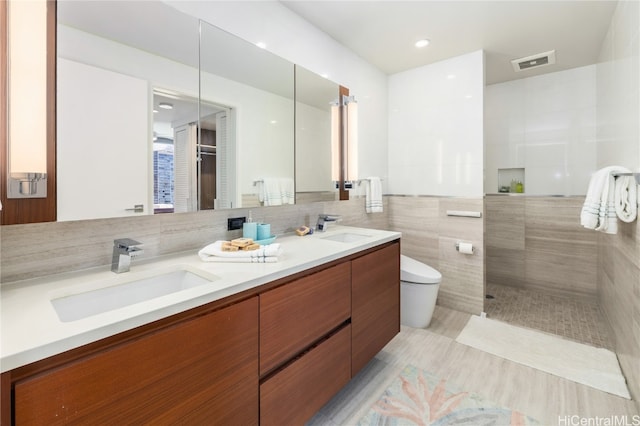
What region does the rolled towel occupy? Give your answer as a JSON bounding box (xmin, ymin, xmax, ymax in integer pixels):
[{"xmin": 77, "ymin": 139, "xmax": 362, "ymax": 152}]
[
  {"xmin": 581, "ymin": 166, "xmax": 631, "ymax": 234},
  {"xmin": 199, "ymin": 241, "xmax": 281, "ymax": 263},
  {"xmin": 614, "ymin": 175, "xmax": 638, "ymax": 223}
]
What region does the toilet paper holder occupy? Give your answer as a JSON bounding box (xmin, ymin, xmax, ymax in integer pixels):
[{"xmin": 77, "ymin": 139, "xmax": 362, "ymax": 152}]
[{"xmin": 455, "ymin": 242, "xmax": 475, "ymax": 254}]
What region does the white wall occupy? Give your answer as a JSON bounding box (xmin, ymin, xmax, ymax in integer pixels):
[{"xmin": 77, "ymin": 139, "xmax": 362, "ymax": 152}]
[
  {"xmin": 596, "ymin": 0, "xmax": 640, "ymax": 171},
  {"xmin": 165, "ymin": 1, "xmax": 389, "ymax": 189},
  {"xmin": 387, "ymin": 50, "xmax": 484, "ymax": 197},
  {"xmin": 484, "ymin": 64, "xmax": 597, "ymax": 195}
]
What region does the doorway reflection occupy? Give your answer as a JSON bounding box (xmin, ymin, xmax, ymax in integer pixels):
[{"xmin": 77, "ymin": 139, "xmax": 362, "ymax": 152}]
[{"xmin": 152, "ymin": 90, "xmax": 234, "ymax": 213}]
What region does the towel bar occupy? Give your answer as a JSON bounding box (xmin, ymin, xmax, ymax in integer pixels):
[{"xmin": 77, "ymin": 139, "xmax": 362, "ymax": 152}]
[
  {"xmin": 612, "ymin": 172, "xmax": 640, "ymax": 185},
  {"xmin": 446, "ymin": 210, "xmax": 482, "ymax": 218}
]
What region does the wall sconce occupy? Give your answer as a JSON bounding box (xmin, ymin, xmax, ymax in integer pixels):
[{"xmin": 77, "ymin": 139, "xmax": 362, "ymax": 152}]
[
  {"xmin": 6, "ymin": 0, "xmax": 48, "ymax": 198},
  {"xmin": 330, "ymin": 101, "xmax": 340, "ymax": 182},
  {"xmin": 344, "ymin": 95, "xmax": 358, "ymax": 183},
  {"xmin": 330, "ymin": 95, "xmax": 358, "ymax": 185}
]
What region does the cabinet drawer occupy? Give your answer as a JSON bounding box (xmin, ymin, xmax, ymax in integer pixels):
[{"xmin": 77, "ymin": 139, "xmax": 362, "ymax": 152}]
[
  {"xmin": 260, "ymin": 325, "xmax": 351, "ymax": 426},
  {"xmin": 14, "ymin": 298, "xmax": 259, "ymax": 425},
  {"xmin": 260, "ymin": 262, "xmax": 351, "ymax": 375}
]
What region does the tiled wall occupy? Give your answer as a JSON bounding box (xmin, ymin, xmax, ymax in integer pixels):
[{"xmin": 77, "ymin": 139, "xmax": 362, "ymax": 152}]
[
  {"xmin": 485, "ymin": 65, "xmax": 597, "ymax": 196},
  {"xmin": 596, "ymin": 0, "xmax": 640, "ymax": 408},
  {"xmin": 0, "ymin": 198, "xmax": 387, "ymax": 284},
  {"xmin": 388, "ymin": 50, "xmax": 484, "ymax": 197},
  {"xmin": 485, "ymin": 195, "xmax": 598, "ymax": 301},
  {"xmin": 1, "ymin": 195, "xmax": 486, "ymax": 319},
  {"xmin": 388, "ymin": 196, "xmax": 485, "ymax": 315}
]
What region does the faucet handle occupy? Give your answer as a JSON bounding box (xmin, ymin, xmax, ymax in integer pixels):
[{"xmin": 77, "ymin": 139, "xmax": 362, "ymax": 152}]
[{"xmin": 114, "ymin": 238, "xmax": 142, "ymax": 249}]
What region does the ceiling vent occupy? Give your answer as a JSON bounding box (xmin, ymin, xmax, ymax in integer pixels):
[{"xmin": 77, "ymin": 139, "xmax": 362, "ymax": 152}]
[{"xmin": 511, "ymin": 50, "xmax": 556, "ymax": 72}]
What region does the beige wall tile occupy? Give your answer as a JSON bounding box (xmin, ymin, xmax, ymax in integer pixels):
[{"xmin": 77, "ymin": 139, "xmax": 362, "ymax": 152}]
[
  {"xmin": 486, "ymin": 196, "xmax": 597, "ymax": 299},
  {"xmin": 485, "ymin": 196, "xmax": 525, "ymax": 250},
  {"xmin": 486, "ymin": 247, "xmax": 525, "ymax": 288},
  {"xmin": 387, "ymin": 196, "xmax": 485, "ymax": 315}
]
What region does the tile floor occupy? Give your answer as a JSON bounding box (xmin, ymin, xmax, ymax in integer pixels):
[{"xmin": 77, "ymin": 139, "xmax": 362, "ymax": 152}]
[
  {"xmin": 309, "ymin": 305, "xmax": 638, "ymax": 425},
  {"xmin": 484, "ymin": 283, "xmax": 614, "ymax": 350}
]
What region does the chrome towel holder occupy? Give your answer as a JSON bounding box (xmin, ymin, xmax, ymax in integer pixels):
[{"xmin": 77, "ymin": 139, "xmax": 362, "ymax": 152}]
[{"xmin": 612, "ymin": 172, "xmax": 640, "ymax": 185}]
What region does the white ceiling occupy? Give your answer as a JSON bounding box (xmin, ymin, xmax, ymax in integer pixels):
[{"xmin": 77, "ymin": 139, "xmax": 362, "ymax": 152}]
[{"xmin": 280, "ymin": 0, "xmax": 618, "ymax": 84}]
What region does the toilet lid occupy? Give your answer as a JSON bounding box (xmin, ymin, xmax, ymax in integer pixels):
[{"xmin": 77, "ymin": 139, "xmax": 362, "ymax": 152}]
[{"xmin": 400, "ymin": 255, "xmax": 442, "ymax": 284}]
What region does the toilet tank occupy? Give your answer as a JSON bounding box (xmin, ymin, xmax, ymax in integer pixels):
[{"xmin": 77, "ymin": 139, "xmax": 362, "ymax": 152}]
[{"xmin": 400, "ymin": 255, "xmax": 442, "ymax": 284}]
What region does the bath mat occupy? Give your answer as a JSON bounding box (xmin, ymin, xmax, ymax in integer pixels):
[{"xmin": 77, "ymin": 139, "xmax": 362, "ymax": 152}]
[
  {"xmin": 358, "ymin": 365, "xmax": 540, "ymax": 425},
  {"xmin": 455, "ymin": 315, "xmax": 631, "ymax": 399}
]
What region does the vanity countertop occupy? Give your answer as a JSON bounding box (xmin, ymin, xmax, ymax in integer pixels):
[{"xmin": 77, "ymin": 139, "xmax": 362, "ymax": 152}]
[{"xmin": 0, "ymin": 226, "xmax": 400, "ymax": 373}]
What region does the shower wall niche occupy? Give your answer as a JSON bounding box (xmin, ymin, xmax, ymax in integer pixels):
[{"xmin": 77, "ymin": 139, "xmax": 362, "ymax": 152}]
[{"xmin": 497, "ymin": 168, "xmax": 524, "ymax": 193}]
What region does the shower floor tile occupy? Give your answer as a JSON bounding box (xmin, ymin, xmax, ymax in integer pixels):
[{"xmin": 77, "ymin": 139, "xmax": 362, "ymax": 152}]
[{"xmin": 484, "ymin": 283, "xmax": 614, "ymax": 350}]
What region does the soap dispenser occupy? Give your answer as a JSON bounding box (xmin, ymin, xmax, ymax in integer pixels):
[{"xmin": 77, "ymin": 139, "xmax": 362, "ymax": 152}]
[{"xmin": 243, "ymin": 210, "xmax": 257, "ymax": 240}]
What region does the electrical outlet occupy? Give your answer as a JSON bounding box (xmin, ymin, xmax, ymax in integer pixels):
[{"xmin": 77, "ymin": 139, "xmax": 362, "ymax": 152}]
[{"xmin": 227, "ymin": 217, "xmax": 246, "ymax": 231}]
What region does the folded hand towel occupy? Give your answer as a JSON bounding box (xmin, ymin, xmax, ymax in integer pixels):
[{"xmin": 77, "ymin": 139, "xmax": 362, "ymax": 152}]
[
  {"xmin": 198, "ymin": 241, "xmax": 281, "ymax": 263},
  {"xmin": 614, "ymin": 175, "xmax": 638, "ymax": 223},
  {"xmin": 365, "ymin": 177, "xmax": 383, "ymax": 213},
  {"xmin": 581, "ymin": 166, "xmax": 632, "ymax": 234}
]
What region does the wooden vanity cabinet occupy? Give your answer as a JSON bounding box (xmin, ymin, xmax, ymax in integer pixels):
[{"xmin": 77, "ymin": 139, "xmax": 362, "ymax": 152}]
[
  {"xmin": 352, "ymin": 242, "xmax": 401, "ymax": 375},
  {"xmin": 3, "ymin": 239, "xmax": 400, "ymax": 425},
  {"xmin": 259, "ymin": 241, "xmax": 400, "ymax": 425},
  {"xmin": 12, "ymin": 297, "xmax": 259, "ymax": 425}
]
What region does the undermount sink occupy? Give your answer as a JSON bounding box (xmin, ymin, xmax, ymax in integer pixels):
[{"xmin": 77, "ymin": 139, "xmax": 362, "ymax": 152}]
[
  {"xmin": 321, "ymin": 232, "xmax": 371, "ymax": 243},
  {"xmin": 51, "ymin": 268, "xmax": 216, "ymax": 322}
]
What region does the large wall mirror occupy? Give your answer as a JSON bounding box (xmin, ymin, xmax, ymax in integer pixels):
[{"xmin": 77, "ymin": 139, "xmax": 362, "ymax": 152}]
[
  {"xmin": 295, "ymin": 65, "xmax": 340, "ymax": 204},
  {"xmin": 56, "ymin": 0, "xmax": 340, "ymax": 222}
]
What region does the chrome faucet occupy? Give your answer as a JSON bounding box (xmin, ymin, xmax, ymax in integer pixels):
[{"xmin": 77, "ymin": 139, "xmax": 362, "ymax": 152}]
[
  {"xmin": 316, "ymin": 214, "xmax": 341, "ymax": 232},
  {"xmin": 111, "ymin": 238, "xmax": 144, "ymax": 273}
]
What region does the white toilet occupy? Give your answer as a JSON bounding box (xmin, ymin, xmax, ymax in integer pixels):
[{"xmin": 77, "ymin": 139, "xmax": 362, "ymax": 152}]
[{"xmin": 400, "ymin": 255, "xmax": 442, "ymax": 328}]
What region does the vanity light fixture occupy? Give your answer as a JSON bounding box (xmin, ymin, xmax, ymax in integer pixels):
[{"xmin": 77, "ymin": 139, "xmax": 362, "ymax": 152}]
[
  {"xmin": 344, "ymin": 96, "xmax": 358, "ymax": 182},
  {"xmin": 330, "ymin": 101, "xmax": 340, "ymax": 181},
  {"xmin": 330, "ymin": 96, "xmax": 358, "ymax": 184},
  {"xmin": 158, "ymin": 102, "xmax": 173, "ymax": 110},
  {"xmin": 415, "ymin": 39, "xmax": 430, "ymax": 48},
  {"xmin": 7, "ymin": 0, "xmax": 48, "ymax": 198}
]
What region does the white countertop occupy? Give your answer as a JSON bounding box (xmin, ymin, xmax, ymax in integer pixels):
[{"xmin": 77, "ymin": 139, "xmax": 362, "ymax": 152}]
[{"xmin": 0, "ymin": 226, "xmax": 400, "ymax": 373}]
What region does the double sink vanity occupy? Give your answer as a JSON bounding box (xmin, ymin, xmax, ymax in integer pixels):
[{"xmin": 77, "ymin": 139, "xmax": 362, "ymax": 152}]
[{"xmin": 1, "ymin": 226, "xmax": 401, "ymax": 425}]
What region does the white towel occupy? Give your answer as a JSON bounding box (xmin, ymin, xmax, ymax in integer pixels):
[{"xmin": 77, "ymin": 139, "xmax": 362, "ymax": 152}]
[
  {"xmin": 365, "ymin": 177, "xmax": 383, "ymax": 213},
  {"xmin": 280, "ymin": 177, "xmax": 295, "ymax": 205},
  {"xmin": 259, "ymin": 178, "xmax": 295, "ymax": 206},
  {"xmin": 614, "ymin": 175, "xmax": 638, "ymax": 223},
  {"xmin": 198, "ymin": 241, "xmax": 281, "ymax": 263},
  {"xmin": 581, "ymin": 166, "xmax": 632, "ymax": 234}
]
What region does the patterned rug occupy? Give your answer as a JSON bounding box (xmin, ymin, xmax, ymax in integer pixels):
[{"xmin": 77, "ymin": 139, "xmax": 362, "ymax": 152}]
[{"xmin": 358, "ymin": 365, "xmax": 540, "ymax": 426}]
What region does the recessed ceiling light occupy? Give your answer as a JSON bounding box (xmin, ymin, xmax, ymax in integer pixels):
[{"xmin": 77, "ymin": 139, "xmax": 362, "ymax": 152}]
[
  {"xmin": 256, "ymin": 41, "xmax": 267, "ymax": 49},
  {"xmin": 158, "ymin": 102, "xmax": 173, "ymax": 110},
  {"xmin": 415, "ymin": 39, "xmax": 430, "ymax": 48}
]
